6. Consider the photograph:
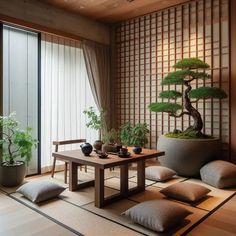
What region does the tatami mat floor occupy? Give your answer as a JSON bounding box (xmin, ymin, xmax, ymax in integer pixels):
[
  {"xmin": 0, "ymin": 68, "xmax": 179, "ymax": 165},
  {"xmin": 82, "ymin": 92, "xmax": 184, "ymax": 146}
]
[{"xmin": 0, "ymin": 163, "xmax": 235, "ymax": 236}]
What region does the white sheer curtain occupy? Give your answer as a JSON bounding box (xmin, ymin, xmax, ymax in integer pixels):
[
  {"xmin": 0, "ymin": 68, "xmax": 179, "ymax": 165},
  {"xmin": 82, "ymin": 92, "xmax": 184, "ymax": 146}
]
[{"xmin": 41, "ymin": 34, "xmax": 98, "ymax": 172}]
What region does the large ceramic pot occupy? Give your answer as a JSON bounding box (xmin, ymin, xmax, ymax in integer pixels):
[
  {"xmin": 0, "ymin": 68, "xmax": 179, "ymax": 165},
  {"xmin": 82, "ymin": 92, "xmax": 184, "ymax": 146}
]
[
  {"xmin": 157, "ymin": 135, "xmax": 220, "ymax": 177},
  {"xmin": 80, "ymin": 143, "xmax": 93, "ymax": 156},
  {"xmin": 0, "ymin": 161, "xmax": 26, "ymax": 187}
]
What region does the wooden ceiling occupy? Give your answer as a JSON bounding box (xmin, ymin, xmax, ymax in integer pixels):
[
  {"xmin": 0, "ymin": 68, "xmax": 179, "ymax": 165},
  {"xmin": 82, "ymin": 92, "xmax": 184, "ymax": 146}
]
[{"xmin": 42, "ymin": 0, "xmax": 191, "ymax": 23}]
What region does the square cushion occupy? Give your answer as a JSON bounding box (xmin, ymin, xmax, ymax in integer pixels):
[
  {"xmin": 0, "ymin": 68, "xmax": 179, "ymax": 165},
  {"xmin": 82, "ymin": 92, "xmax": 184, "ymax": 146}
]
[
  {"xmin": 145, "ymin": 166, "xmax": 176, "ymax": 181},
  {"xmin": 16, "ymin": 180, "xmax": 66, "ymax": 203},
  {"xmin": 160, "ymin": 182, "xmax": 211, "ymax": 202},
  {"xmin": 200, "ymin": 160, "xmax": 236, "ymax": 189},
  {"xmin": 123, "ymin": 199, "xmax": 192, "ymax": 232}
]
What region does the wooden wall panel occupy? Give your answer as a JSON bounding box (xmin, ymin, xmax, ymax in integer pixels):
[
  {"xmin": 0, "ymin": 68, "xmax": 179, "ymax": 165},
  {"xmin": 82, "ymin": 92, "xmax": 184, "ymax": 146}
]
[
  {"xmin": 230, "ymin": 0, "xmax": 236, "ymax": 164},
  {"xmin": 115, "ymin": 0, "xmax": 230, "ymax": 158}
]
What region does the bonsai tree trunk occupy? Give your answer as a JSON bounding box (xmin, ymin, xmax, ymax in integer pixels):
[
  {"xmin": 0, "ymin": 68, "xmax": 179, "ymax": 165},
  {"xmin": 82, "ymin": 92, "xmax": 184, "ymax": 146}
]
[
  {"xmin": 8, "ymin": 137, "xmax": 14, "ymax": 165},
  {"xmin": 184, "ymin": 82, "xmax": 203, "ymax": 132}
]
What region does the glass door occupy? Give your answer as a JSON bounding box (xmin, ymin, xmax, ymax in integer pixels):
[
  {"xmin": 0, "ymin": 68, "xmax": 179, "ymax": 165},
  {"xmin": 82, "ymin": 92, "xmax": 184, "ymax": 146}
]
[{"xmin": 2, "ymin": 25, "xmax": 40, "ymax": 175}]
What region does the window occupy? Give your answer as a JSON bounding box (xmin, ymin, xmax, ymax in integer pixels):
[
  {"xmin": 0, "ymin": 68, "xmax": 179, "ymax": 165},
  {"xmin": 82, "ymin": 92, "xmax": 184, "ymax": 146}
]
[
  {"xmin": 41, "ymin": 34, "xmax": 98, "ymax": 172},
  {"xmin": 3, "ymin": 25, "xmax": 39, "ymax": 175}
]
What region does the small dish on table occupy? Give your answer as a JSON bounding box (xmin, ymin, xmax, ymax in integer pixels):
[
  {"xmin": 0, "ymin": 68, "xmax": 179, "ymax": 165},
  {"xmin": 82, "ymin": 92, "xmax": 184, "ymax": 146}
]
[
  {"xmin": 118, "ymin": 151, "xmax": 131, "ymax": 158},
  {"xmin": 96, "ymin": 151, "xmax": 109, "ymax": 159}
]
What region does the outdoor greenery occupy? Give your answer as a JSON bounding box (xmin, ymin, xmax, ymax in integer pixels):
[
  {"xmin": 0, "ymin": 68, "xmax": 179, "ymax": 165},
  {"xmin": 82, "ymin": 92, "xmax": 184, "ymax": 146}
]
[
  {"xmin": 0, "ymin": 113, "xmax": 38, "ymax": 165},
  {"xmin": 149, "ymin": 58, "xmax": 227, "ymax": 138},
  {"xmin": 120, "ymin": 122, "xmax": 149, "ymax": 147}
]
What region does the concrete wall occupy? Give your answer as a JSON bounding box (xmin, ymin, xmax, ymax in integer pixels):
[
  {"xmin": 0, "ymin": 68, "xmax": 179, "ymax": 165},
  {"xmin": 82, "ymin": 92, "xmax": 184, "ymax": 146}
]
[{"xmin": 0, "ymin": 0, "xmax": 110, "ymax": 45}]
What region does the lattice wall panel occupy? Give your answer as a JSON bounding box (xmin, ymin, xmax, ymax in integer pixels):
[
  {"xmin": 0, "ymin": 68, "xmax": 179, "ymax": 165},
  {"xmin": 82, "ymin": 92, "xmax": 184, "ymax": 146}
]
[{"xmin": 115, "ymin": 0, "xmax": 230, "ymax": 156}]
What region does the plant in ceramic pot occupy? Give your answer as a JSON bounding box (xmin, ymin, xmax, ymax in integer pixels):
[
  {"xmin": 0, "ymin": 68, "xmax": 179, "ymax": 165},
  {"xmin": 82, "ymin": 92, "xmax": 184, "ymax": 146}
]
[
  {"xmin": 149, "ymin": 58, "xmax": 227, "ymax": 176},
  {"xmin": 131, "ymin": 123, "xmax": 149, "ymax": 154},
  {"xmin": 0, "ymin": 113, "xmax": 38, "ymax": 187},
  {"xmin": 102, "ymin": 128, "xmax": 121, "ymax": 153},
  {"xmin": 83, "ymin": 106, "xmax": 105, "ymax": 151}
]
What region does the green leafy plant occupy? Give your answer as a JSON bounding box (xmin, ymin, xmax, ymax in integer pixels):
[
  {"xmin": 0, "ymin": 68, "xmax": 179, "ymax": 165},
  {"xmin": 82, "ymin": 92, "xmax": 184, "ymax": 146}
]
[
  {"xmin": 149, "ymin": 58, "xmax": 227, "ymax": 138},
  {"xmin": 0, "ymin": 113, "xmax": 38, "ymax": 165},
  {"xmin": 102, "ymin": 128, "xmax": 120, "ymax": 144},
  {"xmin": 83, "ymin": 107, "xmax": 105, "ymax": 139},
  {"xmin": 120, "ymin": 122, "xmax": 149, "ymax": 147},
  {"xmin": 131, "ymin": 123, "xmax": 149, "ymax": 147},
  {"xmin": 83, "ymin": 107, "xmax": 103, "ymax": 131},
  {"xmin": 120, "ymin": 122, "xmax": 133, "ymax": 147}
]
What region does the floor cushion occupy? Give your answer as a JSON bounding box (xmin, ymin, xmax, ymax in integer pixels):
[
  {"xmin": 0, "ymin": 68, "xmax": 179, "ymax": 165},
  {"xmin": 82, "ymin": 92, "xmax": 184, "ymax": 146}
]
[
  {"xmin": 145, "ymin": 166, "xmax": 176, "ymax": 181},
  {"xmin": 160, "ymin": 182, "xmax": 211, "ymax": 202},
  {"xmin": 123, "ymin": 199, "xmax": 192, "ymax": 232},
  {"xmin": 16, "ymin": 180, "xmax": 66, "ymax": 203},
  {"xmin": 200, "ymin": 160, "xmax": 236, "ymax": 188}
]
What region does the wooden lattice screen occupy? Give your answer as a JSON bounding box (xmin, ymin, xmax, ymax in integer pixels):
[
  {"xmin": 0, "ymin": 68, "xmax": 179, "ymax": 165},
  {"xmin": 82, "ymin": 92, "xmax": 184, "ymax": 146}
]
[{"xmin": 115, "ymin": 0, "xmax": 230, "ymax": 157}]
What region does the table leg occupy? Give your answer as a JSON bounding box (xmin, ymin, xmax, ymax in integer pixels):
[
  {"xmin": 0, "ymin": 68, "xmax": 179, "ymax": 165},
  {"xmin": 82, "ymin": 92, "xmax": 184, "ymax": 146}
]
[
  {"xmin": 69, "ymin": 162, "xmax": 78, "ymax": 191},
  {"xmin": 95, "ymin": 168, "xmax": 104, "ymax": 208},
  {"xmin": 137, "ymin": 160, "xmax": 145, "ymax": 191},
  {"xmin": 120, "ymin": 165, "xmax": 129, "ymax": 195}
]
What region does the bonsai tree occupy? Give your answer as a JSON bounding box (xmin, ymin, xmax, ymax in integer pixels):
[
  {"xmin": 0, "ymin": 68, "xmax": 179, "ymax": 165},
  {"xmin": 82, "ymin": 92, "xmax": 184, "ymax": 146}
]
[
  {"xmin": 0, "ymin": 113, "xmax": 38, "ymax": 166},
  {"xmin": 131, "ymin": 123, "xmax": 149, "ymax": 147},
  {"xmin": 83, "ymin": 106, "xmax": 105, "ymax": 139},
  {"xmin": 149, "ymin": 58, "xmax": 227, "ymax": 138}
]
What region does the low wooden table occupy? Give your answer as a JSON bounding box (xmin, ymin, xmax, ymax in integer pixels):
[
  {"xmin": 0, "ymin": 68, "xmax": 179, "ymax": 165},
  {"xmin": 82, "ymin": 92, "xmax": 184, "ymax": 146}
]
[{"xmin": 53, "ymin": 148, "xmax": 165, "ymax": 208}]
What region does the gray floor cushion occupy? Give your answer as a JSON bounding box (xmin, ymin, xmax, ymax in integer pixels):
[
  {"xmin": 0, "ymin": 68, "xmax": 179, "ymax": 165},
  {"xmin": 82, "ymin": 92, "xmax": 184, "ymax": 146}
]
[
  {"xmin": 123, "ymin": 199, "xmax": 192, "ymax": 232},
  {"xmin": 16, "ymin": 180, "xmax": 66, "ymax": 203},
  {"xmin": 200, "ymin": 160, "xmax": 236, "ymax": 189},
  {"xmin": 145, "ymin": 166, "xmax": 176, "ymax": 181},
  {"xmin": 160, "ymin": 182, "xmax": 211, "ymax": 202}
]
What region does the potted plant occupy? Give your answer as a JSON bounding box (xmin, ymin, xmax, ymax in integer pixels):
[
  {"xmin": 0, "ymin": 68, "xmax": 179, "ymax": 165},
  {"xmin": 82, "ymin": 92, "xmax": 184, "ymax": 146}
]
[
  {"xmin": 83, "ymin": 107, "xmax": 105, "ymax": 151},
  {"xmin": 102, "ymin": 128, "xmax": 121, "ymax": 153},
  {"xmin": 120, "ymin": 122, "xmax": 133, "ymax": 155},
  {"xmin": 0, "ymin": 113, "xmax": 38, "ymax": 187},
  {"xmin": 131, "ymin": 123, "xmax": 149, "ymax": 154},
  {"xmin": 149, "ymin": 58, "xmax": 227, "ymax": 176}
]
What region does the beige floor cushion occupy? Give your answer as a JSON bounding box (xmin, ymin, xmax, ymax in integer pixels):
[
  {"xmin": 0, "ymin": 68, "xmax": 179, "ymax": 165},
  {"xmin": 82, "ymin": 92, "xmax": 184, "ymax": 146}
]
[
  {"xmin": 123, "ymin": 199, "xmax": 192, "ymax": 232},
  {"xmin": 145, "ymin": 166, "xmax": 176, "ymax": 181},
  {"xmin": 200, "ymin": 160, "xmax": 236, "ymax": 189},
  {"xmin": 17, "ymin": 180, "xmax": 66, "ymax": 203},
  {"xmin": 160, "ymin": 182, "xmax": 211, "ymax": 202}
]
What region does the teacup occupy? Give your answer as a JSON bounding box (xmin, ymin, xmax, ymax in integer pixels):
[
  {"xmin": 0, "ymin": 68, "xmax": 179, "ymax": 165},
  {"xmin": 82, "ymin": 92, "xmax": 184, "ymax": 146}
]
[{"xmin": 120, "ymin": 147, "xmax": 128, "ymax": 155}]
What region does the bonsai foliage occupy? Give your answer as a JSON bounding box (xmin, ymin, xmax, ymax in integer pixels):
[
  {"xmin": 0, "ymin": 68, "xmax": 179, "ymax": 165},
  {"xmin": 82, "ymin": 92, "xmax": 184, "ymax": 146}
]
[
  {"xmin": 149, "ymin": 58, "xmax": 227, "ymax": 137},
  {"xmin": 0, "ymin": 113, "xmax": 38, "ymax": 165},
  {"xmin": 120, "ymin": 122, "xmax": 149, "ymax": 147},
  {"xmin": 130, "ymin": 123, "xmax": 149, "ymax": 147}
]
